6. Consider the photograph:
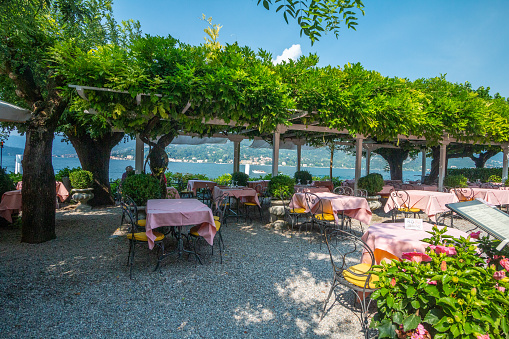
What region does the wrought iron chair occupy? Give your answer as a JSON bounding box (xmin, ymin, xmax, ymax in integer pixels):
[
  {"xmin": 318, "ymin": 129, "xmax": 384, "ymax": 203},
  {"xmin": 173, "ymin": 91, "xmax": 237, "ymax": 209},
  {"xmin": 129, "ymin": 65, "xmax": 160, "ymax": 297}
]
[
  {"xmin": 304, "ymin": 192, "xmax": 336, "ymax": 246},
  {"xmin": 334, "ymin": 186, "xmax": 354, "ymax": 196},
  {"xmin": 321, "ymin": 227, "xmax": 378, "ymax": 339},
  {"xmin": 353, "ymin": 188, "xmax": 368, "ymax": 198},
  {"xmin": 197, "ymin": 184, "xmax": 213, "ymax": 207},
  {"xmin": 188, "ymin": 193, "xmax": 227, "ymax": 263},
  {"xmin": 280, "ymin": 192, "xmax": 309, "ymax": 233},
  {"xmin": 453, "ymin": 187, "xmax": 474, "ymax": 202},
  {"xmin": 122, "ymin": 195, "xmax": 147, "ymax": 229},
  {"xmin": 121, "ymin": 202, "xmax": 165, "ymax": 279},
  {"xmin": 388, "ymin": 190, "xmax": 422, "ymax": 222},
  {"xmin": 243, "ymin": 184, "xmax": 262, "ymax": 222}
]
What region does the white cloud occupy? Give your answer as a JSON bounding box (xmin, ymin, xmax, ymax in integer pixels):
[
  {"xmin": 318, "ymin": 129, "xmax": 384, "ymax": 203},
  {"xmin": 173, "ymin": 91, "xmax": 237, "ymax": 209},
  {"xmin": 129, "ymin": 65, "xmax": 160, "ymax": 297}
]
[{"xmin": 272, "ymin": 44, "xmax": 302, "ymax": 65}]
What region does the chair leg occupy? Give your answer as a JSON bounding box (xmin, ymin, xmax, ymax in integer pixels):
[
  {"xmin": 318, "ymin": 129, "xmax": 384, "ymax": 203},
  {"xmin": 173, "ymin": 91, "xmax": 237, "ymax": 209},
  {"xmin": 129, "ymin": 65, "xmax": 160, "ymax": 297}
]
[
  {"xmin": 321, "ymin": 276, "xmax": 337, "ymax": 320},
  {"xmin": 129, "ymin": 240, "xmax": 136, "ymax": 279}
]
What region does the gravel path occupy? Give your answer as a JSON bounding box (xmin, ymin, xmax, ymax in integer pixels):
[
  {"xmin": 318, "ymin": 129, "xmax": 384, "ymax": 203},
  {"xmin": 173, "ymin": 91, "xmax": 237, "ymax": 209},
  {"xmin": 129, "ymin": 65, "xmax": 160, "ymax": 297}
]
[{"xmin": 0, "ymin": 204, "xmax": 481, "ymax": 338}]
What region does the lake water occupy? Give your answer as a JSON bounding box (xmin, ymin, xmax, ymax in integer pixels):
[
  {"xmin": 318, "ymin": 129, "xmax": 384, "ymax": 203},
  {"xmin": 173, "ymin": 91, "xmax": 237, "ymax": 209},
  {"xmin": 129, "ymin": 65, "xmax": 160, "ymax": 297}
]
[{"xmin": 1, "ymin": 154, "xmax": 423, "ymax": 181}]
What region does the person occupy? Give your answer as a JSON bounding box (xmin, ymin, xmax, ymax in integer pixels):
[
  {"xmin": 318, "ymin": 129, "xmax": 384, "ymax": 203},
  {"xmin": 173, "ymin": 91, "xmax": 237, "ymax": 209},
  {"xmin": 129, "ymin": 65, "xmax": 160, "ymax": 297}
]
[{"xmin": 121, "ymin": 166, "xmax": 134, "ymax": 182}]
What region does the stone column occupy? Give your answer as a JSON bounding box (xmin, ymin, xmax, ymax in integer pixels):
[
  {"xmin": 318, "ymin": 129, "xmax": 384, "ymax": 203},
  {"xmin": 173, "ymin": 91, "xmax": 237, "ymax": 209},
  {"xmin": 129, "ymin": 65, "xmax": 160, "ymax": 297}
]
[
  {"xmin": 438, "ymin": 140, "xmax": 450, "ymax": 191},
  {"xmin": 228, "ymin": 135, "xmax": 244, "ymax": 173},
  {"xmin": 354, "ymin": 135, "xmax": 364, "ymax": 191},
  {"xmin": 502, "ymin": 143, "xmax": 509, "ymax": 181}
]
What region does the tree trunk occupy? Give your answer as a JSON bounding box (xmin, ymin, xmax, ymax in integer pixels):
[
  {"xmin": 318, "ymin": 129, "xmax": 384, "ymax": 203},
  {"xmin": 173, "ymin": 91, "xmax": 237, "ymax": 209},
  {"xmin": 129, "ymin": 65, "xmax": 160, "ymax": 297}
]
[
  {"xmin": 68, "ymin": 131, "xmax": 125, "ymax": 206},
  {"xmin": 21, "ymin": 122, "xmax": 58, "ymax": 243},
  {"xmin": 427, "ymin": 146, "xmax": 445, "ymax": 184},
  {"xmin": 375, "ymin": 148, "xmax": 410, "ymax": 180},
  {"xmin": 470, "ymin": 149, "xmax": 500, "ymax": 168}
]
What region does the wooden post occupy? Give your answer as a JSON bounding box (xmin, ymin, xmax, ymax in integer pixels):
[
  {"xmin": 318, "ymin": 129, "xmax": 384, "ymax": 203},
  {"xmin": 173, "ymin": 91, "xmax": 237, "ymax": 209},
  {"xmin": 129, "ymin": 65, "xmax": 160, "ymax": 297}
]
[
  {"xmin": 135, "ymin": 135, "xmax": 144, "ymax": 174},
  {"xmin": 272, "ymin": 130, "xmax": 280, "ymax": 176},
  {"xmin": 503, "ymin": 143, "xmax": 509, "ymax": 181},
  {"xmin": 438, "ymin": 140, "xmax": 449, "ymax": 191},
  {"xmin": 354, "ymin": 135, "xmax": 364, "ymax": 191}
]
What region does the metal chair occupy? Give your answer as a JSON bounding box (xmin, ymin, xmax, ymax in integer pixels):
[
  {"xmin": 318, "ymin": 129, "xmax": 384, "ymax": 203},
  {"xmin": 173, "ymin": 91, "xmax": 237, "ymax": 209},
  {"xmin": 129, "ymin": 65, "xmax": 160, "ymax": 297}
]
[
  {"xmin": 453, "ymin": 187, "xmax": 474, "ymax": 202},
  {"xmin": 280, "ymin": 192, "xmax": 309, "ymax": 233},
  {"xmin": 321, "ymin": 227, "xmax": 378, "ymax": 339},
  {"xmin": 334, "ymin": 186, "xmax": 353, "ymax": 196},
  {"xmin": 388, "ymin": 190, "xmax": 422, "ymax": 222},
  {"xmin": 243, "ymin": 184, "xmax": 262, "ymax": 222},
  {"xmin": 197, "ymin": 184, "xmax": 213, "ymax": 207},
  {"xmin": 353, "ymin": 188, "xmax": 368, "ymax": 198},
  {"xmin": 121, "ymin": 203, "xmax": 165, "ymax": 279},
  {"xmin": 304, "ymin": 192, "xmax": 335, "ymax": 246},
  {"xmin": 122, "ymin": 195, "xmax": 147, "ymax": 229},
  {"xmin": 188, "ymin": 193, "xmax": 227, "ymax": 263}
]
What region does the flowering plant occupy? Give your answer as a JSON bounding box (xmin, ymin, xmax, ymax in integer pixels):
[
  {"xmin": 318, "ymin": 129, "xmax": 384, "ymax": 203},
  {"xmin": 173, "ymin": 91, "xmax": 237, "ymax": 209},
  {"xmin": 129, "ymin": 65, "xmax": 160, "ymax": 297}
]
[{"xmin": 370, "ymin": 225, "xmax": 509, "ymax": 339}]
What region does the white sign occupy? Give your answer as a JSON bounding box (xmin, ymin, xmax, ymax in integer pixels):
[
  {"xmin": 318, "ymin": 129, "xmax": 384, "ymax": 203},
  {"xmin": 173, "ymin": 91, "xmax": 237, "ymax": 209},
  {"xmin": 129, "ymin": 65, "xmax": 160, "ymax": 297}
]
[{"xmin": 405, "ymin": 218, "xmax": 423, "ymax": 230}]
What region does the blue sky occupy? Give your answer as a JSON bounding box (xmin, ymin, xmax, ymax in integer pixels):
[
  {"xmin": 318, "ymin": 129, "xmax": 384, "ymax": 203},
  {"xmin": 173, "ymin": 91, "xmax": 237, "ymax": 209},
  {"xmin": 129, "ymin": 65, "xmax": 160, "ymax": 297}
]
[{"xmin": 112, "ymin": 0, "xmax": 509, "ymax": 97}]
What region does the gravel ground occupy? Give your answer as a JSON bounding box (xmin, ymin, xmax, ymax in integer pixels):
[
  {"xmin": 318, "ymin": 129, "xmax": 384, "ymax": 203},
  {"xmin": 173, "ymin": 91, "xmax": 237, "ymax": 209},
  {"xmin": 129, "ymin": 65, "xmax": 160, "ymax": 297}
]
[{"xmin": 0, "ymin": 203, "xmax": 482, "ymax": 339}]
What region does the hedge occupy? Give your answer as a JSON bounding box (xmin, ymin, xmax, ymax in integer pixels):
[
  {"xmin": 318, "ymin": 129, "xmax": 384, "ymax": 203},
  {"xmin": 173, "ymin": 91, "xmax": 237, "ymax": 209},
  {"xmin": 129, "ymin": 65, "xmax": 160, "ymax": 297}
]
[{"xmin": 446, "ymin": 168, "xmax": 502, "ymax": 183}]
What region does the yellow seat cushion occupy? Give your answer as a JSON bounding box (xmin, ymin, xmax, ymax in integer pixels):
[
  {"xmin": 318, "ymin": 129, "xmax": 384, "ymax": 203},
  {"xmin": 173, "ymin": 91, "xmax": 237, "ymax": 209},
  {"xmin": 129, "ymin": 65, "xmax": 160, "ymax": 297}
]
[
  {"xmin": 137, "ymin": 219, "xmax": 146, "ymax": 227},
  {"xmin": 398, "ymin": 207, "xmax": 421, "ymax": 213},
  {"xmin": 244, "ymin": 202, "xmax": 258, "ymax": 206},
  {"xmin": 189, "ymin": 225, "xmax": 200, "ymax": 237},
  {"xmin": 214, "ymin": 220, "xmax": 221, "ymax": 231},
  {"xmin": 214, "ymin": 216, "xmax": 220, "ymax": 221},
  {"xmin": 127, "ymin": 231, "xmax": 164, "ymax": 242},
  {"xmin": 343, "ymin": 263, "xmax": 380, "ymax": 289},
  {"xmin": 290, "ymin": 208, "xmax": 307, "ymax": 214},
  {"xmin": 314, "ymin": 213, "xmax": 335, "ymax": 221}
]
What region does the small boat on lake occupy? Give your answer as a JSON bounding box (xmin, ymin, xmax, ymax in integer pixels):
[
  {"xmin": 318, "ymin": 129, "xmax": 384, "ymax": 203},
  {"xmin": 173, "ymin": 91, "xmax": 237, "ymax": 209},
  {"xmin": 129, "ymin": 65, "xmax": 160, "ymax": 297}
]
[{"xmin": 252, "ymin": 170, "xmax": 266, "ymax": 174}]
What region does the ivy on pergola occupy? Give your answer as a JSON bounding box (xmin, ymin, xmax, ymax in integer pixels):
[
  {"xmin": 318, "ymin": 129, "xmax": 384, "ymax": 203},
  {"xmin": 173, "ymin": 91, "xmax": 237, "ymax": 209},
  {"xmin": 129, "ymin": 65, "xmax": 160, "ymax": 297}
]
[{"xmin": 54, "ymin": 34, "xmax": 509, "ymax": 185}]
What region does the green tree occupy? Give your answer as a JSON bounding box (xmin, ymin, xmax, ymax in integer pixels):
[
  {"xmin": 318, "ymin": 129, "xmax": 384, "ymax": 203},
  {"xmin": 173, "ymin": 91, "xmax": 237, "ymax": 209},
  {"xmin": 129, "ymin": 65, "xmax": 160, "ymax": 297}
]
[
  {"xmin": 257, "ymin": 0, "xmax": 365, "ymax": 45},
  {"xmin": 0, "ymin": 0, "xmax": 117, "ymax": 242}
]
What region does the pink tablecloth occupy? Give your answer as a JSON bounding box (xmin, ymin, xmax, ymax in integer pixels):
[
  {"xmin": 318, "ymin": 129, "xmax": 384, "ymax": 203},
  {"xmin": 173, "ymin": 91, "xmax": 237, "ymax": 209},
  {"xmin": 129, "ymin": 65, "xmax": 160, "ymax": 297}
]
[
  {"xmin": 311, "ymin": 181, "xmax": 334, "ymax": 191},
  {"xmin": 294, "ymin": 186, "xmax": 330, "ymax": 193},
  {"xmin": 166, "ymin": 187, "xmax": 180, "ymax": 199},
  {"xmin": 17, "ymin": 181, "xmax": 69, "ymax": 202},
  {"xmin": 187, "ymin": 180, "xmax": 217, "ymax": 195},
  {"xmin": 145, "ymin": 199, "xmax": 216, "ymax": 249},
  {"xmin": 378, "ymin": 185, "xmax": 394, "ymax": 196},
  {"xmin": 0, "ymin": 190, "xmax": 22, "ymax": 223},
  {"xmin": 384, "ymin": 190, "xmax": 458, "ymax": 221},
  {"xmin": 290, "ymin": 192, "xmax": 372, "ymax": 225},
  {"xmin": 213, "ymin": 186, "xmax": 261, "ymax": 207},
  {"xmin": 469, "ymin": 188, "xmax": 509, "ymax": 206},
  {"xmin": 361, "ymin": 222, "xmax": 469, "ymax": 264}
]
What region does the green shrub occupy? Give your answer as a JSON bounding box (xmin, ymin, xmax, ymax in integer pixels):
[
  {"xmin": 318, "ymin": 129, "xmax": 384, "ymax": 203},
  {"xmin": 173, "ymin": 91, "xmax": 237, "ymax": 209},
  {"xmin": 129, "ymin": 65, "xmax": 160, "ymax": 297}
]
[
  {"xmin": 488, "ymin": 174, "xmax": 502, "ymax": 182},
  {"xmin": 122, "ymin": 173, "xmax": 161, "ymax": 206},
  {"xmin": 505, "ymin": 178, "xmax": 509, "ymax": 187},
  {"xmin": 55, "ymin": 166, "xmax": 81, "ymax": 182},
  {"xmin": 231, "ymin": 171, "xmax": 249, "ymax": 186},
  {"xmin": 370, "ymin": 226, "xmax": 509, "ymax": 338},
  {"xmin": 268, "ymin": 174, "xmax": 295, "ymax": 198},
  {"xmin": 165, "ymin": 172, "xmax": 209, "ymax": 189},
  {"xmin": 443, "ymin": 174, "xmax": 468, "ymax": 188},
  {"xmin": 8, "ymin": 172, "xmax": 22, "ymax": 184},
  {"xmin": 215, "ymin": 173, "xmax": 232, "ymax": 185},
  {"xmin": 0, "ymin": 168, "xmax": 15, "ymax": 197},
  {"xmin": 110, "ymin": 178, "xmax": 121, "ymax": 197},
  {"xmin": 319, "ymin": 175, "xmax": 343, "ymax": 188},
  {"xmin": 447, "ymin": 168, "xmax": 502, "ymax": 183},
  {"xmin": 69, "ymin": 170, "xmax": 93, "ymax": 189},
  {"xmin": 357, "ymin": 173, "xmax": 384, "ymax": 195},
  {"xmin": 294, "ymin": 170, "xmax": 312, "ymax": 185}
]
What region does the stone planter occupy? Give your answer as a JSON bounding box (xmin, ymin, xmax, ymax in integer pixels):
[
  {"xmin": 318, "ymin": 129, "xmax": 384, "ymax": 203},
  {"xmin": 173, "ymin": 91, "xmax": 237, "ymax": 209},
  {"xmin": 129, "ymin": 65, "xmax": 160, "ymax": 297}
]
[
  {"xmin": 269, "ymin": 199, "xmax": 287, "ymax": 227},
  {"xmin": 71, "ymin": 188, "xmax": 94, "ymax": 211},
  {"xmin": 366, "ymin": 195, "xmax": 382, "ymax": 211}
]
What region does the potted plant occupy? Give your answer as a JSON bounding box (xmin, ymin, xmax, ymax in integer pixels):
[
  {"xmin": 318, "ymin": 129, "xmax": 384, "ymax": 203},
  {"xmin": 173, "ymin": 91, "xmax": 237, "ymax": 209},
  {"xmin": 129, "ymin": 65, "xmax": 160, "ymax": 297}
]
[
  {"xmin": 121, "ymin": 173, "xmax": 161, "ymax": 207},
  {"xmin": 231, "ymin": 171, "xmax": 249, "ymax": 187},
  {"xmin": 267, "ymin": 174, "xmax": 295, "ymax": 224},
  {"xmin": 294, "ymin": 170, "xmax": 312, "ymax": 185},
  {"xmin": 69, "ymin": 169, "xmax": 94, "ymax": 211},
  {"xmin": 357, "ymin": 173, "xmax": 384, "ymax": 210}
]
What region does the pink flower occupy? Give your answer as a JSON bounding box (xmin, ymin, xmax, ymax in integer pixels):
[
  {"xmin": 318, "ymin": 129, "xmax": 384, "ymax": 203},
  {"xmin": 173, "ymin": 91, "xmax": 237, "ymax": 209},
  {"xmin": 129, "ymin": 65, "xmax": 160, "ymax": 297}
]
[
  {"xmin": 390, "ymin": 277, "xmax": 396, "ymax": 287},
  {"xmin": 410, "ymin": 324, "xmax": 429, "ymax": 339},
  {"xmin": 494, "ymin": 271, "xmax": 506, "ymax": 280},
  {"xmin": 426, "ymin": 279, "xmax": 437, "ymax": 285},
  {"xmin": 402, "ymin": 252, "xmax": 432, "ymax": 263},
  {"xmin": 496, "ymin": 284, "xmax": 506, "ymax": 293},
  {"xmin": 429, "ymin": 245, "xmax": 457, "ymax": 256},
  {"xmin": 470, "ymin": 231, "xmax": 481, "ymax": 239},
  {"xmin": 441, "ymin": 260, "xmax": 447, "ymax": 271},
  {"xmin": 500, "ymin": 258, "xmax": 509, "ymax": 272},
  {"xmin": 477, "ymin": 335, "xmax": 490, "ymax": 339}
]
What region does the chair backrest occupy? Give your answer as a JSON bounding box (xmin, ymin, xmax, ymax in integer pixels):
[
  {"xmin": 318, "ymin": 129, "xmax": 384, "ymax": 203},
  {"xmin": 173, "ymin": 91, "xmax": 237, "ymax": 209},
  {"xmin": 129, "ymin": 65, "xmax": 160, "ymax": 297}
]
[
  {"xmin": 304, "ymin": 192, "xmax": 325, "ymax": 217},
  {"xmin": 389, "ymin": 190, "xmax": 411, "ymax": 208},
  {"xmin": 253, "ymin": 183, "xmax": 263, "ymax": 194},
  {"xmin": 453, "ymin": 187, "xmax": 474, "ymax": 201},
  {"xmin": 324, "ymin": 227, "xmax": 376, "ymax": 290},
  {"xmin": 122, "ymin": 195, "xmax": 139, "ymax": 223},
  {"xmin": 353, "ymin": 188, "xmax": 368, "ymax": 198},
  {"xmin": 121, "ymin": 202, "xmax": 139, "ymax": 234},
  {"xmin": 214, "ymin": 193, "xmax": 229, "ymax": 224},
  {"xmin": 334, "ymin": 186, "xmax": 353, "ymax": 196}
]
